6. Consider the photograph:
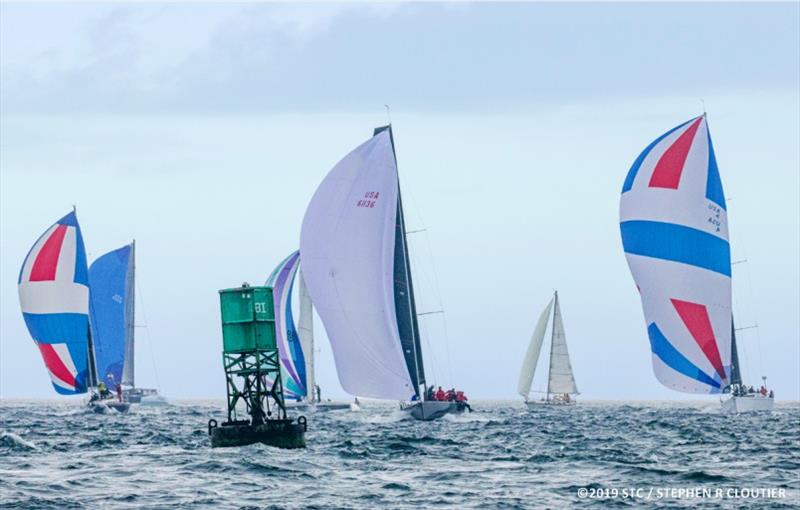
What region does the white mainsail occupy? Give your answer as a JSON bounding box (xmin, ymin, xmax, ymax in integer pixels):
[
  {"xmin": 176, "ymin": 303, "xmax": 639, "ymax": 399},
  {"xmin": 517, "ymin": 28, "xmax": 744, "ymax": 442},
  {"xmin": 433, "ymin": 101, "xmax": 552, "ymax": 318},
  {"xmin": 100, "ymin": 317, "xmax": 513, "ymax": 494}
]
[
  {"xmin": 297, "ymin": 268, "xmax": 315, "ymax": 403},
  {"xmin": 299, "ymin": 130, "xmax": 415, "ymax": 400},
  {"xmin": 547, "ymin": 293, "xmax": 578, "ymax": 395},
  {"xmin": 517, "ymin": 298, "xmax": 554, "ymax": 399}
]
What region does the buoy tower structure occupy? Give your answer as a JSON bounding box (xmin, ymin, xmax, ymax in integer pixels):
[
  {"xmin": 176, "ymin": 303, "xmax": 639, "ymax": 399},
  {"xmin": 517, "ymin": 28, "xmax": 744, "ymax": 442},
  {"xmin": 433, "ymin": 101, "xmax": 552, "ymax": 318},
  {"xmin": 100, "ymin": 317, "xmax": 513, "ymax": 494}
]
[{"xmin": 208, "ymin": 283, "xmax": 306, "ymax": 448}]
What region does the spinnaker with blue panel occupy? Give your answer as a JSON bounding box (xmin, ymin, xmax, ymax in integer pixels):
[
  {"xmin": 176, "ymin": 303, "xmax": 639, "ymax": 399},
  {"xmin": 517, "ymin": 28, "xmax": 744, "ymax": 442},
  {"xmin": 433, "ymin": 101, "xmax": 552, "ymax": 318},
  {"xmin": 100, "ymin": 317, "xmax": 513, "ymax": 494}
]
[
  {"xmin": 299, "ymin": 126, "xmax": 427, "ymax": 401},
  {"xmin": 265, "ymin": 250, "xmax": 307, "ymax": 400},
  {"xmin": 18, "ymin": 211, "xmax": 92, "ymax": 395},
  {"xmin": 619, "ymin": 114, "xmax": 733, "ymax": 394},
  {"xmin": 89, "ymin": 243, "xmax": 135, "ymax": 390}
]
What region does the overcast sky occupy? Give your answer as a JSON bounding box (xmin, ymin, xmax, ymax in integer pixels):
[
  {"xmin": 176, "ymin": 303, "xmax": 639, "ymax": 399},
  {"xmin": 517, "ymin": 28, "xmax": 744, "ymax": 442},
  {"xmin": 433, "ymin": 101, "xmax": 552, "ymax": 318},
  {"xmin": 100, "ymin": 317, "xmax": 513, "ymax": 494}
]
[{"xmin": 1, "ymin": 2, "xmax": 798, "ymax": 401}]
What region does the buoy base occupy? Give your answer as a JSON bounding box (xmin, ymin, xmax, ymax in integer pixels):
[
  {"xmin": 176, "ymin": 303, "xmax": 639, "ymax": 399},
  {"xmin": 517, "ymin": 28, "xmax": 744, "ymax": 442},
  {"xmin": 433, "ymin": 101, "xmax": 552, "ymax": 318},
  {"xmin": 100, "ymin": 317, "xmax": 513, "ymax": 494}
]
[{"xmin": 209, "ymin": 418, "xmax": 306, "ymax": 449}]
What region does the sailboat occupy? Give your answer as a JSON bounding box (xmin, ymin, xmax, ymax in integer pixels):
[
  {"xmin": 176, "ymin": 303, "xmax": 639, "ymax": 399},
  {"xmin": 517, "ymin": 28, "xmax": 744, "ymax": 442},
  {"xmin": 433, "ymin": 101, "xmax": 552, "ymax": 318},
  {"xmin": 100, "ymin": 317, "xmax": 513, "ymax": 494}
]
[
  {"xmin": 265, "ymin": 251, "xmax": 349, "ymax": 411},
  {"xmin": 619, "ymin": 114, "xmax": 773, "ymax": 413},
  {"xmin": 89, "ymin": 241, "xmax": 166, "ymax": 406},
  {"xmin": 299, "ymin": 125, "xmax": 468, "ymax": 421},
  {"xmin": 517, "ymin": 292, "xmax": 579, "ymax": 408},
  {"xmin": 18, "ymin": 210, "xmax": 128, "ymax": 412}
]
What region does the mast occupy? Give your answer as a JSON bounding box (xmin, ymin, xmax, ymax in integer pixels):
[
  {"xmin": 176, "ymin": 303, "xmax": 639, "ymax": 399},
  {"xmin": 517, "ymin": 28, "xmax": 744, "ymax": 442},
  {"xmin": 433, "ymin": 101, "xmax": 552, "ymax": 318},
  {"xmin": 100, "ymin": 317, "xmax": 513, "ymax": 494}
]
[
  {"xmin": 374, "ymin": 124, "xmax": 426, "ymax": 398},
  {"xmin": 545, "ymin": 292, "xmax": 556, "ymax": 401},
  {"xmin": 298, "ymin": 269, "xmax": 316, "ymax": 403},
  {"xmin": 122, "ymin": 240, "xmax": 136, "ymax": 387},
  {"xmin": 87, "ymin": 323, "xmax": 99, "ymax": 387},
  {"xmin": 546, "ymin": 291, "xmax": 578, "ymax": 398},
  {"xmin": 79, "ymin": 204, "xmax": 99, "ymax": 389}
]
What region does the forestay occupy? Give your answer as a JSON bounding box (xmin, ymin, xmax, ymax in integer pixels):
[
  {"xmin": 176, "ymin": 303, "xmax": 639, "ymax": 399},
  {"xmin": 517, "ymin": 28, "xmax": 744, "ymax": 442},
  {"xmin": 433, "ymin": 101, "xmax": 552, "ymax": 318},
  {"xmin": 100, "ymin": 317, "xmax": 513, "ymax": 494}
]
[
  {"xmin": 517, "ymin": 298, "xmax": 554, "ymax": 398},
  {"xmin": 619, "ymin": 115, "xmax": 732, "ymax": 394},
  {"xmin": 89, "ymin": 244, "xmax": 134, "ymax": 389},
  {"xmin": 300, "ymin": 130, "xmax": 415, "ymax": 400},
  {"xmin": 18, "ymin": 211, "xmax": 91, "ymax": 395}
]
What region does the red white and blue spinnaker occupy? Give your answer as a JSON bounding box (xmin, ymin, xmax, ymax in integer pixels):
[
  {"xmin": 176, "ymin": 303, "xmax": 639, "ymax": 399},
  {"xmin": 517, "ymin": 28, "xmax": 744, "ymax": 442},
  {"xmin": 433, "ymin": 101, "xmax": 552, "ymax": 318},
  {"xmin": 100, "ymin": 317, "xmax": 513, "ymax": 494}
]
[
  {"xmin": 620, "ymin": 115, "xmax": 732, "ymax": 394},
  {"xmin": 18, "ymin": 211, "xmax": 91, "ymax": 395}
]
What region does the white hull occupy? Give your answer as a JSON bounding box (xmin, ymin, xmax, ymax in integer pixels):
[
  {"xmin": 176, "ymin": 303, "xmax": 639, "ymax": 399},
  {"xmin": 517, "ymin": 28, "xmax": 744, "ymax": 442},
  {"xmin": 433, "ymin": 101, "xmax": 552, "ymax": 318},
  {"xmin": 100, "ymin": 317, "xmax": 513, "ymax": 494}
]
[
  {"xmin": 139, "ymin": 395, "xmax": 169, "ymax": 406},
  {"xmin": 721, "ymin": 395, "xmax": 774, "ymax": 414},
  {"xmin": 285, "ymin": 401, "xmax": 351, "ymax": 412},
  {"xmin": 524, "ymin": 399, "xmax": 576, "ymax": 410}
]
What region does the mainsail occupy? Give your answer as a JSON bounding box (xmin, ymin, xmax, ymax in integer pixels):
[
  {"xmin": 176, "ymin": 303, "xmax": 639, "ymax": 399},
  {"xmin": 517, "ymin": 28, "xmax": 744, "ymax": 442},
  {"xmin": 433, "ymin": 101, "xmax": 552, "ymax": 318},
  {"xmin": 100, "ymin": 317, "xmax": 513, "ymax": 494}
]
[
  {"xmin": 18, "ymin": 211, "xmax": 91, "ymax": 395},
  {"xmin": 88, "ymin": 243, "xmax": 134, "ymax": 389},
  {"xmin": 547, "ymin": 293, "xmax": 578, "ymax": 395},
  {"xmin": 266, "ymin": 251, "xmax": 307, "ymax": 400},
  {"xmin": 620, "ymin": 115, "xmax": 732, "ymax": 394},
  {"xmin": 729, "ymin": 321, "xmax": 742, "ymax": 387},
  {"xmin": 300, "ymin": 127, "xmax": 420, "ymax": 400},
  {"xmin": 517, "ymin": 298, "xmax": 554, "ymax": 398}
]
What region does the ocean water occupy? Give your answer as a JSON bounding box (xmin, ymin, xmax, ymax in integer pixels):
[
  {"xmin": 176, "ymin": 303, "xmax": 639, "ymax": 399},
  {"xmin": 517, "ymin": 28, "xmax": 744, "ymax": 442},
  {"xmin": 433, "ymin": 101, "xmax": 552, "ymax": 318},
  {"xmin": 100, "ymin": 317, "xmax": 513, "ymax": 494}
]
[{"xmin": 1, "ymin": 400, "xmax": 798, "ymax": 509}]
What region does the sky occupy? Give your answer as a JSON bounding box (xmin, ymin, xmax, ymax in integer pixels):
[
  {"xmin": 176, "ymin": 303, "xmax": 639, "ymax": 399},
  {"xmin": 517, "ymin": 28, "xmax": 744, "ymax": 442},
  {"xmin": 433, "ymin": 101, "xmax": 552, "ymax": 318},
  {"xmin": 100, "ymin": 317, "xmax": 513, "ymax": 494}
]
[{"xmin": 1, "ymin": 2, "xmax": 798, "ymax": 401}]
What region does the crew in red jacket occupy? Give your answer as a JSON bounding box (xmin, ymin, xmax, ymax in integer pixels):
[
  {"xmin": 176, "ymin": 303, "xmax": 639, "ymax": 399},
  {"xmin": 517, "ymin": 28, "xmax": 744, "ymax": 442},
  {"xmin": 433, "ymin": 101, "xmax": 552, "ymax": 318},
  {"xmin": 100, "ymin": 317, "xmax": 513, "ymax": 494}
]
[{"xmin": 435, "ymin": 386, "xmax": 446, "ymax": 401}]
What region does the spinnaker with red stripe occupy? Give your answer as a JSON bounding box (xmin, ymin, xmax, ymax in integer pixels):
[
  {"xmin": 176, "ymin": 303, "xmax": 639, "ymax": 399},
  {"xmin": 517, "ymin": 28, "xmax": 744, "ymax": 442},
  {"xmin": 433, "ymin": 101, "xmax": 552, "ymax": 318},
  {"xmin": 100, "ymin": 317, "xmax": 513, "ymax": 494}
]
[
  {"xmin": 18, "ymin": 210, "xmax": 92, "ymax": 395},
  {"xmin": 620, "ymin": 115, "xmax": 732, "ymax": 394}
]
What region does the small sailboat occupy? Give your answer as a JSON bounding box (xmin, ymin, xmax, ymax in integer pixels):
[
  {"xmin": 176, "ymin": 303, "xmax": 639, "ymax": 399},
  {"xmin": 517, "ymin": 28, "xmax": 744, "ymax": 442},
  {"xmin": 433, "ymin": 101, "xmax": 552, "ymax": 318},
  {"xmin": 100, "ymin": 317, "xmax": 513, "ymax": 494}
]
[
  {"xmin": 300, "ymin": 125, "xmax": 468, "ymax": 421},
  {"xmin": 517, "ymin": 292, "xmax": 579, "ymax": 408},
  {"xmin": 266, "ymin": 251, "xmax": 349, "ymax": 412},
  {"xmin": 89, "ymin": 241, "xmax": 165, "ymax": 406},
  {"xmin": 619, "ymin": 114, "xmax": 773, "ymax": 413},
  {"xmin": 18, "ymin": 210, "xmax": 128, "ymax": 412}
]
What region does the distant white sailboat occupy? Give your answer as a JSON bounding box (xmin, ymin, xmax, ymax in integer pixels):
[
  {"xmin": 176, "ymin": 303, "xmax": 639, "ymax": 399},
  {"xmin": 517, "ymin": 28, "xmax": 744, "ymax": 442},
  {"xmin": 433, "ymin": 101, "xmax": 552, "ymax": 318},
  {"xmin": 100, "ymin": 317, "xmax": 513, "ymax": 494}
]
[{"xmin": 517, "ymin": 291, "xmax": 579, "ymax": 408}]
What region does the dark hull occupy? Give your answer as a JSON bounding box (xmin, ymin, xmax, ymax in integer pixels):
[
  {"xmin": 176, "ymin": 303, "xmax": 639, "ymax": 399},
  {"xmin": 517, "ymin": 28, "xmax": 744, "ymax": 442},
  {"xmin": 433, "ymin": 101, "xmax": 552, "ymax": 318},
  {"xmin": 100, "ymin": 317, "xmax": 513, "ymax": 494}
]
[
  {"xmin": 402, "ymin": 401, "xmax": 469, "ymax": 421},
  {"xmin": 209, "ymin": 420, "xmax": 306, "ymax": 449},
  {"xmin": 91, "ymin": 401, "xmax": 131, "ymax": 413}
]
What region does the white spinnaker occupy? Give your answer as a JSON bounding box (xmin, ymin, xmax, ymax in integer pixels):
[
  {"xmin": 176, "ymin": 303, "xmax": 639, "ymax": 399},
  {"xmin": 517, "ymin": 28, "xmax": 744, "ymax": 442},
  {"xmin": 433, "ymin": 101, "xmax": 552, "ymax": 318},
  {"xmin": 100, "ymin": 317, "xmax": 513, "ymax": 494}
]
[
  {"xmin": 547, "ymin": 294, "xmax": 578, "ymax": 395},
  {"xmin": 300, "ymin": 130, "xmax": 414, "ymax": 400},
  {"xmin": 297, "ymin": 268, "xmax": 315, "ymax": 403},
  {"xmin": 517, "ymin": 298, "xmax": 553, "ymax": 399}
]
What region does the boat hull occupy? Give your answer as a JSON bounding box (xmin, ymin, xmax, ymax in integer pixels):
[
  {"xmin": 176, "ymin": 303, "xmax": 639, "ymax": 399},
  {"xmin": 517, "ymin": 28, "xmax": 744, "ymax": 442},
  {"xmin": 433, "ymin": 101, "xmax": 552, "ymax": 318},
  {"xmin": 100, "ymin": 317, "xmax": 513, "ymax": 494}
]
[
  {"xmin": 721, "ymin": 396, "xmax": 774, "ymax": 414},
  {"xmin": 123, "ymin": 388, "xmax": 159, "ymax": 404},
  {"xmin": 401, "ymin": 401, "xmax": 469, "ymax": 421},
  {"xmin": 90, "ymin": 400, "xmax": 131, "ymax": 413},
  {"xmin": 209, "ymin": 420, "xmax": 306, "ymax": 449},
  {"xmin": 525, "ymin": 399, "xmax": 576, "ymax": 410},
  {"xmin": 285, "ymin": 401, "xmax": 351, "ymax": 412},
  {"xmin": 139, "ymin": 395, "xmax": 169, "ymax": 406}
]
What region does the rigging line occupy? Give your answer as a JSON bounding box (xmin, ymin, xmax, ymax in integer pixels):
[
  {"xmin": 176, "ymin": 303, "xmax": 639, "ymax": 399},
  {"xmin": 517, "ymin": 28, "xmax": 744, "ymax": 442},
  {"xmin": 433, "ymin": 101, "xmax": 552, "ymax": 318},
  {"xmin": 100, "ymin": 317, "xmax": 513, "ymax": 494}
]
[
  {"xmin": 730, "ymin": 198, "xmax": 765, "ymax": 377},
  {"xmin": 731, "ymin": 257, "xmax": 752, "ymax": 378},
  {"xmin": 135, "ymin": 276, "xmax": 162, "ymax": 391},
  {"xmin": 394, "ymin": 152, "xmax": 455, "ymax": 386},
  {"xmin": 407, "ymin": 239, "xmax": 440, "ymax": 386}
]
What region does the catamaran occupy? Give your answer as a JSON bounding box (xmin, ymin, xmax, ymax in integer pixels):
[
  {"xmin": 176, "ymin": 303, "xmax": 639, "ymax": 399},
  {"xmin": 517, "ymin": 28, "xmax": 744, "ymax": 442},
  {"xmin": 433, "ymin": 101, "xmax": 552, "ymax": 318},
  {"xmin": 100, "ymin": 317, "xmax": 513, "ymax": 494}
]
[
  {"xmin": 619, "ymin": 114, "xmax": 773, "ymax": 413},
  {"xmin": 299, "ymin": 125, "xmax": 468, "ymax": 421},
  {"xmin": 89, "ymin": 241, "xmax": 166, "ymax": 406},
  {"xmin": 517, "ymin": 291, "xmax": 579, "ymax": 408},
  {"xmin": 18, "ymin": 210, "xmax": 128, "ymax": 412},
  {"xmin": 266, "ymin": 251, "xmax": 349, "ymax": 411}
]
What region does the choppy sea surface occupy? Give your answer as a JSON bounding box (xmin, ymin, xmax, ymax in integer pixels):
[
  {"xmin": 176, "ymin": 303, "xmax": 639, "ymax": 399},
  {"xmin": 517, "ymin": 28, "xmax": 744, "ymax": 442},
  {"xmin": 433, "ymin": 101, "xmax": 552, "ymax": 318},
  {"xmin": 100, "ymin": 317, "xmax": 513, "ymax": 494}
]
[{"xmin": 1, "ymin": 399, "xmax": 798, "ymax": 509}]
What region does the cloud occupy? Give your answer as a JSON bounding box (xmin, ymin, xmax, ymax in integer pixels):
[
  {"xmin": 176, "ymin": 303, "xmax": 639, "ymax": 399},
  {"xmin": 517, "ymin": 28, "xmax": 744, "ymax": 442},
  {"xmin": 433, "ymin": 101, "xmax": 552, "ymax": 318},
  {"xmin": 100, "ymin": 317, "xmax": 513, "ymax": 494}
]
[{"xmin": 0, "ymin": 3, "xmax": 798, "ymax": 115}]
